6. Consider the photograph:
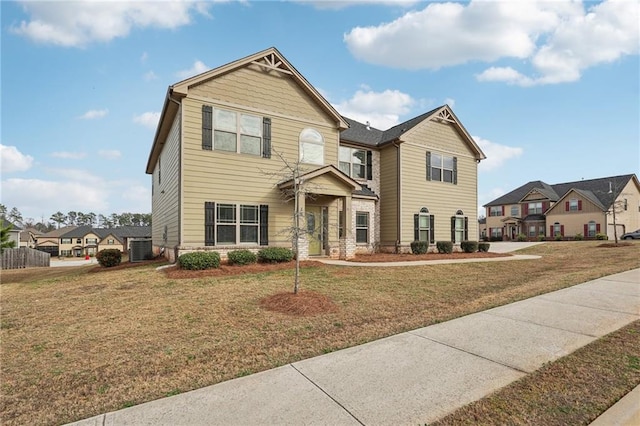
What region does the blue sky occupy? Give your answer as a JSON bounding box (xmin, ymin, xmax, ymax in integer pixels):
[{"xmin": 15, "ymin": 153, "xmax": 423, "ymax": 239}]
[{"xmin": 1, "ymin": 0, "xmax": 639, "ymax": 224}]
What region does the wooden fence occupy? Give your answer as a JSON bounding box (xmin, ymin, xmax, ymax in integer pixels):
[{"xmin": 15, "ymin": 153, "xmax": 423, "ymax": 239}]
[{"xmin": 0, "ymin": 247, "xmax": 50, "ymax": 269}]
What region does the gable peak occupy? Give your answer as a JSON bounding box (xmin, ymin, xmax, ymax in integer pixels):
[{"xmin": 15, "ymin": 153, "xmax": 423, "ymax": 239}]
[{"xmin": 250, "ymin": 51, "xmax": 292, "ymax": 76}]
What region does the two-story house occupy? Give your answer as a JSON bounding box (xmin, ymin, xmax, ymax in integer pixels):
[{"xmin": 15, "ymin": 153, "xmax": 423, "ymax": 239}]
[
  {"xmin": 146, "ymin": 47, "xmax": 486, "ymax": 262},
  {"xmin": 36, "ymin": 226, "xmax": 151, "ymax": 257},
  {"xmin": 484, "ymin": 174, "xmax": 640, "ymax": 240}
]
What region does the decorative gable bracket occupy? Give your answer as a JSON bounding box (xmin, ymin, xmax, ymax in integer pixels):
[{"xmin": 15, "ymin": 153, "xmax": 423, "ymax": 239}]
[
  {"xmin": 432, "ymin": 108, "xmax": 456, "ymax": 124},
  {"xmin": 251, "ymin": 53, "xmax": 293, "ymax": 75}
]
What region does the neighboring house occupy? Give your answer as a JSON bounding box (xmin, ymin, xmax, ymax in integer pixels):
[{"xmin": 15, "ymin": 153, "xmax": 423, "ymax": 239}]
[
  {"xmin": 146, "ymin": 47, "xmax": 486, "ymax": 262},
  {"xmin": 483, "ymin": 174, "xmax": 640, "ymax": 241},
  {"xmin": 478, "ymin": 217, "xmax": 487, "ymax": 241},
  {"xmin": 19, "ymin": 227, "xmax": 41, "ymax": 248},
  {"xmin": 1, "ymin": 219, "xmax": 21, "ymax": 248},
  {"xmin": 35, "ymin": 226, "xmax": 151, "ymax": 257}
]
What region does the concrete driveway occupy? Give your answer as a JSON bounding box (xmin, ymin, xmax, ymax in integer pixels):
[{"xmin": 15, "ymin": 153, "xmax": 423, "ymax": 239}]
[
  {"xmin": 50, "ymin": 258, "xmax": 99, "ymax": 267},
  {"xmin": 488, "ymin": 241, "xmax": 544, "ymax": 253}
]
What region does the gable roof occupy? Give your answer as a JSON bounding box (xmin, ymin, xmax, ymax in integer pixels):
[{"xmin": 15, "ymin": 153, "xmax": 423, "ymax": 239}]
[
  {"xmin": 1, "ymin": 219, "xmax": 21, "ymax": 231},
  {"xmin": 485, "ymin": 174, "xmax": 638, "ymax": 210},
  {"xmin": 60, "ymin": 225, "xmax": 96, "ymax": 238},
  {"xmin": 39, "ymin": 225, "xmax": 78, "ymax": 238},
  {"xmin": 146, "ymin": 47, "xmax": 349, "ymax": 174},
  {"xmin": 277, "ymin": 165, "xmax": 362, "ymax": 192},
  {"xmin": 340, "ymin": 105, "xmax": 486, "ymax": 160}
]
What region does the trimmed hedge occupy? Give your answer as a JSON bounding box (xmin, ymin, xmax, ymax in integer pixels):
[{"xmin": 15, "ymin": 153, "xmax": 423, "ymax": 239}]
[
  {"xmin": 596, "ymin": 233, "xmax": 608, "ymax": 240},
  {"xmin": 460, "ymin": 240, "xmax": 478, "ymax": 253},
  {"xmin": 478, "ymin": 242, "xmax": 491, "ymax": 252},
  {"xmin": 227, "ymin": 249, "xmax": 257, "ymax": 266},
  {"xmin": 516, "ymin": 233, "xmax": 527, "ymax": 242},
  {"xmin": 574, "ymin": 233, "xmax": 584, "ymax": 241},
  {"xmin": 178, "ymin": 251, "xmax": 220, "ymax": 270},
  {"xmin": 96, "ymin": 249, "xmax": 122, "ymax": 267},
  {"xmin": 257, "ymin": 247, "xmax": 294, "ymax": 263},
  {"xmin": 410, "ymin": 241, "xmax": 429, "ymax": 254},
  {"xmin": 436, "ymin": 241, "xmax": 453, "ymax": 254}
]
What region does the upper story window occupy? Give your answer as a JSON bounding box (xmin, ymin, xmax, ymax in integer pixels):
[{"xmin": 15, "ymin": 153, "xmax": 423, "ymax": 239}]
[
  {"xmin": 299, "ymin": 128, "xmax": 324, "ymax": 165},
  {"xmin": 489, "ymin": 206, "xmax": 503, "ymax": 216},
  {"xmin": 427, "ymin": 151, "xmax": 457, "ymax": 184},
  {"xmin": 202, "ymin": 106, "xmax": 271, "ymax": 158},
  {"xmin": 61, "ymin": 238, "xmax": 72, "ymax": 244},
  {"xmin": 529, "ymin": 202, "xmax": 543, "ymax": 214},
  {"xmin": 86, "ymin": 238, "xmax": 97, "ymax": 244},
  {"xmin": 510, "ymin": 206, "xmax": 519, "ymax": 216},
  {"xmin": 339, "ymin": 147, "xmax": 371, "ymax": 179},
  {"xmin": 569, "ymin": 199, "xmax": 579, "ymax": 211},
  {"xmin": 76, "ymin": 238, "xmax": 82, "ymax": 244}
]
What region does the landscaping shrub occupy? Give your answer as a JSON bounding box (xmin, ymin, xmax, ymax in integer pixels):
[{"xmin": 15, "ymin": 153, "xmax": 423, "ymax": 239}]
[
  {"xmin": 227, "ymin": 249, "xmax": 257, "ymax": 266},
  {"xmin": 410, "ymin": 241, "xmax": 429, "ymax": 254},
  {"xmin": 554, "ymin": 234, "xmax": 563, "ymax": 241},
  {"xmin": 478, "ymin": 242, "xmax": 491, "ymax": 252},
  {"xmin": 537, "ymin": 234, "xmax": 546, "ymax": 241},
  {"xmin": 178, "ymin": 251, "xmax": 220, "ymax": 270},
  {"xmin": 460, "ymin": 240, "xmax": 478, "ymax": 253},
  {"xmin": 596, "ymin": 233, "xmax": 608, "ymax": 240},
  {"xmin": 96, "ymin": 249, "xmax": 122, "ymax": 268},
  {"xmin": 436, "ymin": 241, "xmax": 453, "ymax": 254},
  {"xmin": 516, "ymin": 233, "xmax": 527, "ymax": 242},
  {"xmin": 490, "ymin": 236, "xmax": 503, "ymax": 242},
  {"xmin": 257, "ymin": 247, "xmax": 294, "ymax": 263},
  {"xmin": 574, "ymin": 233, "xmax": 584, "ymax": 241}
]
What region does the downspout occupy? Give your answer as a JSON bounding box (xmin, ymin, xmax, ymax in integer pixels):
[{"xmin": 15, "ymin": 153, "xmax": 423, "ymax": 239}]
[
  {"xmin": 167, "ymin": 92, "xmax": 182, "ymax": 256},
  {"xmin": 394, "ymin": 141, "xmax": 401, "ymax": 253}
]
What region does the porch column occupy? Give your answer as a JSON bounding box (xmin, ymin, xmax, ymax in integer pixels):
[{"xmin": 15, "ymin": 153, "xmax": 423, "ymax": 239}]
[{"xmin": 339, "ymin": 195, "xmax": 356, "ymax": 260}]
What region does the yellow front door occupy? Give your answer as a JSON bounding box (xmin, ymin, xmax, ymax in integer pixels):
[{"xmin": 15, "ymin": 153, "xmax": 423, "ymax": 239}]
[{"xmin": 306, "ymin": 206, "xmax": 323, "ymax": 256}]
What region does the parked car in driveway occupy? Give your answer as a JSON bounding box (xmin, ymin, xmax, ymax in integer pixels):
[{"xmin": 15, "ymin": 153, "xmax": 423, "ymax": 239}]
[{"xmin": 621, "ymin": 229, "xmax": 640, "ymax": 239}]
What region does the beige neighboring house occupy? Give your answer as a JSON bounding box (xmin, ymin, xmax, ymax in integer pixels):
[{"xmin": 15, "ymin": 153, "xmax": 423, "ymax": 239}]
[
  {"xmin": 19, "ymin": 227, "xmax": 41, "ymax": 248},
  {"xmin": 146, "ymin": 47, "xmax": 486, "ymax": 262},
  {"xmin": 36, "ymin": 226, "xmax": 78, "ymax": 256},
  {"xmin": 483, "ymin": 174, "xmax": 640, "ymax": 240},
  {"xmin": 1, "ymin": 219, "xmax": 21, "ymax": 248},
  {"xmin": 35, "ymin": 225, "xmax": 151, "ymax": 257}
]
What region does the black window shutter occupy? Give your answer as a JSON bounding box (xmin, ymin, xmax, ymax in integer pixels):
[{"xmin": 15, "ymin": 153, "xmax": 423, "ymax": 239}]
[
  {"xmin": 413, "ymin": 214, "xmax": 419, "ymax": 241},
  {"xmin": 451, "ymin": 216, "xmax": 456, "ymax": 242},
  {"xmin": 202, "ymin": 105, "xmax": 213, "ymax": 150},
  {"xmin": 262, "ymin": 117, "xmax": 271, "ymax": 159},
  {"xmin": 464, "ymin": 216, "xmax": 468, "ymax": 240},
  {"xmin": 205, "ymin": 202, "xmax": 215, "ymax": 246},
  {"xmin": 259, "ymin": 204, "xmax": 269, "ymax": 245},
  {"xmin": 426, "ymin": 152, "xmax": 431, "ymax": 181},
  {"xmin": 453, "ymin": 157, "xmax": 458, "ymax": 185},
  {"xmin": 429, "ymin": 215, "xmax": 435, "ymax": 244},
  {"xmin": 366, "ymin": 150, "xmax": 372, "ymax": 180}
]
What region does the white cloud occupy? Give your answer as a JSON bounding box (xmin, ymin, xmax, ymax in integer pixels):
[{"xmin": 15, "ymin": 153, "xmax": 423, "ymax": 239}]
[
  {"xmin": 344, "ymin": 0, "xmax": 639, "ymax": 85},
  {"xmin": 98, "ymin": 150, "xmax": 122, "ymax": 160},
  {"xmin": 176, "ymin": 60, "xmax": 209, "ymax": 79},
  {"xmin": 474, "ymin": 136, "xmax": 523, "ymax": 172},
  {"xmin": 51, "ymin": 151, "xmax": 87, "ymax": 160},
  {"xmin": 133, "ymin": 112, "xmax": 161, "ymax": 129},
  {"xmin": 0, "ymin": 144, "xmax": 34, "ymax": 173},
  {"xmin": 1, "ymin": 178, "xmax": 109, "ymax": 215},
  {"xmin": 10, "ymin": 1, "xmax": 211, "ymax": 47},
  {"xmin": 144, "ymin": 70, "xmax": 158, "ymax": 81},
  {"xmin": 140, "ymin": 51, "xmax": 148, "ymax": 62},
  {"xmin": 78, "ymin": 109, "xmax": 108, "ymax": 120},
  {"xmin": 333, "ymin": 87, "xmax": 415, "ymax": 130}
]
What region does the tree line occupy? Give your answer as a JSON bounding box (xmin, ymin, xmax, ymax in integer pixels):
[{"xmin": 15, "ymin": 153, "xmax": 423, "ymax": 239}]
[{"xmin": 0, "ymin": 204, "xmax": 151, "ymax": 233}]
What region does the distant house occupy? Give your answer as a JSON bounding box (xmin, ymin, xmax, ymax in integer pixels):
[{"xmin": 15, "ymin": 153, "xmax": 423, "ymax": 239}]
[
  {"xmin": 483, "ymin": 174, "xmax": 640, "ymax": 240},
  {"xmin": 145, "ymin": 47, "xmax": 486, "ymax": 262},
  {"xmin": 19, "ymin": 227, "xmax": 41, "ymax": 248},
  {"xmin": 35, "ymin": 226, "xmax": 151, "ymax": 257}
]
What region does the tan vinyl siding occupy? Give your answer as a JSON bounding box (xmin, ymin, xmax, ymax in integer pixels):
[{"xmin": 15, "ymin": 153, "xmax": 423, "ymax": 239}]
[
  {"xmin": 379, "ymin": 145, "xmax": 399, "ymax": 245},
  {"xmin": 180, "ymin": 66, "xmax": 341, "ymax": 247},
  {"xmin": 189, "ymin": 65, "xmax": 331, "ymax": 125},
  {"xmin": 400, "ymin": 121, "xmax": 478, "ymax": 244},
  {"xmin": 152, "ymin": 107, "xmax": 181, "ymax": 250}
]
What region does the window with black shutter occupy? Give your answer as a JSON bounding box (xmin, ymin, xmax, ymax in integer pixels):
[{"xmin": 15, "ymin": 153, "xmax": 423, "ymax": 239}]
[{"xmin": 202, "ymin": 105, "xmax": 213, "ymax": 150}]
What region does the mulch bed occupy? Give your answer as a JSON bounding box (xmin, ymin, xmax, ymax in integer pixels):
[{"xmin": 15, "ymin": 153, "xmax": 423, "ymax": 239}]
[{"xmin": 259, "ymin": 290, "xmax": 339, "ymax": 316}]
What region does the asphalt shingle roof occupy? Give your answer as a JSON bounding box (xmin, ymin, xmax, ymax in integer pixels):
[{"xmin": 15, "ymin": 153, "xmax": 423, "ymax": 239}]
[{"xmin": 484, "ymin": 174, "xmax": 636, "ymax": 210}]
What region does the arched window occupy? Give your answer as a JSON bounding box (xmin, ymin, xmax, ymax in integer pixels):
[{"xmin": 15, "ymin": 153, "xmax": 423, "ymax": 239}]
[
  {"xmin": 299, "ymin": 128, "xmax": 324, "ymax": 165},
  {"xmin": 451, "ymin": 210, "xmax": 467, "ymax": 243},
  {"xmin": 414, "ymin": 207, "xmax": 433, "ymax": 243}
]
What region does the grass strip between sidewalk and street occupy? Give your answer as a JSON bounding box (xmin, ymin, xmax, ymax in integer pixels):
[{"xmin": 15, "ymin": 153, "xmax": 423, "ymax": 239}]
[{"xmin": 432, "ymin": 320, "xmax": 640, "ymax": 426}]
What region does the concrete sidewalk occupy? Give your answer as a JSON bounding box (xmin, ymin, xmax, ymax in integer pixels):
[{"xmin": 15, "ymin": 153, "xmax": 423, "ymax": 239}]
[{"xmin": 69, "ymin": 268, "xmax": 639, "ymax": 426}]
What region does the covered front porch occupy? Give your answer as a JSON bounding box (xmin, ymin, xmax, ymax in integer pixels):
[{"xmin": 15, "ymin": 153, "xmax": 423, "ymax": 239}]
[{"xmin": 278, "ymin": 165, "xmax": 362, "ymax": 260}]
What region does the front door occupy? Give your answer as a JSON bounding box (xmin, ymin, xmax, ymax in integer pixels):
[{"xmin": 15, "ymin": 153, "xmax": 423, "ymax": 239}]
[{"xmin": 306, "ymin": 206, "xmax": 323, "ymax": 256}]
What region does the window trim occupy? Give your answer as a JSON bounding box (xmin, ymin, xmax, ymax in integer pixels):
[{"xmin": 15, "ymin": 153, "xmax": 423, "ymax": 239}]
[
  {"xmin": 355, "ymin": 211, "xmax": 369, "ymax": 244},
  {"xmin": 427, "ymin": 151, "xmax": 457, "ymax": 184},
  {"xmin": 206, "ymin": 202, "xmax": 268, "ymax": 246},
  {"xmin": 339, "ymin": 146, "xmax": 371, "ymax": 180}
]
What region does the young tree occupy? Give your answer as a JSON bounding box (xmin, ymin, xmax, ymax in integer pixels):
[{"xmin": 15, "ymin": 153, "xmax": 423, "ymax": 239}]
[{"xmin": 1, "ymin": 222, "xmax": 16, "ymax": 253}]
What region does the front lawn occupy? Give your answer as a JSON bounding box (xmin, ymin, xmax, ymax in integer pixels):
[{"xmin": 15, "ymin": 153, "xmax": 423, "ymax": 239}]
[{"xmin": 1, "ymin": 242, "xmax": 638, "ymax": 425}]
